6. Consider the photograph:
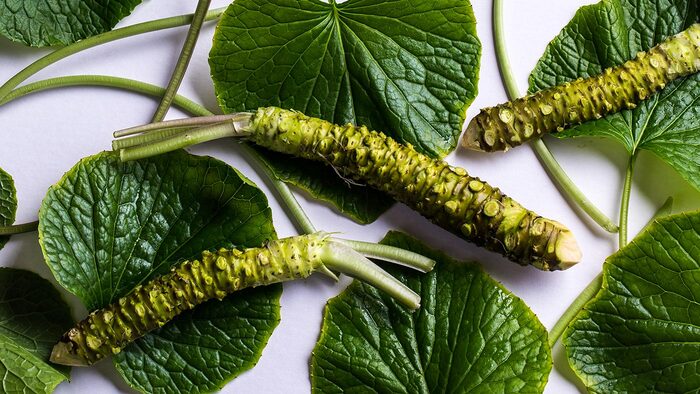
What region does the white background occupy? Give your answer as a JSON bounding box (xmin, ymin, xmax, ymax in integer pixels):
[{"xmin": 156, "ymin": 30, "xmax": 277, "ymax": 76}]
[{"xmin": 1, "ymin": 1, "xmax": 699, "ymax": 393}]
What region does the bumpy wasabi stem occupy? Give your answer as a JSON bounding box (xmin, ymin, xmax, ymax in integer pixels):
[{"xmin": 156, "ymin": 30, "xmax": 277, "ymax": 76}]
[
  {"xmin": 51, "ymin": 233, "xmax": 429, "ymax": 366},
  {"xmin": 463, "ymin": 23, "xmax": 700, "ymax": 152},
  {"xmin": 244, "ymin": 108, "xmax": 581, "ymax": 271}
]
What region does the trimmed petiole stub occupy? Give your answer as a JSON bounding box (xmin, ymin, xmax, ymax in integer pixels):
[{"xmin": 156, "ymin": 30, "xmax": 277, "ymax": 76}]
[{"xmin": 50, "ymin": 232, "xmax": 435, "ymax": 367}]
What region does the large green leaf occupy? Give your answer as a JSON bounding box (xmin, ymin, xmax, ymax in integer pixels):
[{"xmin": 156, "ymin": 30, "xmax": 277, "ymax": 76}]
[
  {"xmin": 529, "ymin": 0, "xmax": 700, "ymax": 190},
  {"xmin": 0, "ymin": 267, "xmax": 73, "ymax": 393},
  {"xmin": 0, "ymin": 0, "xmax": 142, "ymax": 47},
  {"xmin": 0, "ymin": 167, "xmax": 17, "ymax": 250},
  {"xmin": 39, "ymin": 151, "xmax": 280, "ymax": 393},
  {"xmin": 564, "ymin": 211, "xmax": 700, "ymax": 393},
  {"xmin": 210, "ymin": 0, "xmax": 480, "ymax": 223},
  {"xmin": 311, "ymin": 231, "xmax": 551, "ymax": 393}
]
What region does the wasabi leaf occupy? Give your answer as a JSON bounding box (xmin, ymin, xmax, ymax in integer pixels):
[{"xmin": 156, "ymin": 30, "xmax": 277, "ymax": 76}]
[
  {"xmin": 210, "ymin": 0, "xmax": 480, "ymax": 223},
  {"xmin": 529, "ymin": 0, "xmax": 700, "ymax": 191},
  {"xmin": 311, "ymin": 231, "xmax": 551, "ymax": 393},
  {"xmin": 0, "ymin": 0, "xmax": 142, "ymax": 47},
  {"xmin": 0, "ymin": 267, "xmax": 73, "ymax": 393},
  {"xmin": 0, "ymin": 167, "xmax": 17, "ymax": 250},
  {"xmin": 564, "ymin": 211, "xmax": 700, "ymax": 393},
  {"xmin": 39, "ymin": 151, "xmax": 280, "ymax": 393}
]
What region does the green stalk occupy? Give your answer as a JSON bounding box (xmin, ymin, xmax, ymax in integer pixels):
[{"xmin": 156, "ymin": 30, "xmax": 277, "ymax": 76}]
[
  {"xmin": 0, "ymin": 7, "xmax": 227, "ymax": 102},
  {"xmin": 492, "ymin": 0, "xmax": 618, "ymax": 234},
  {"xmin": 333, "ymin": 239, "xmax": 435, "ymax": 272},
  {"xmin": 548, "ymin": 273, "xmax": 602, "ymax": 347},
  {"xmin": 618, "ymin": 154, "xmax": 637, "ymax": 248},
  {"xmin": 151, "ymin": 0, "xmax": 212, "ymax": 122},
  {"xmin": 0, "ymin": 75, "xmax": 316, "ymax": 235},
  {"xmin": 0, "ymin": 221, "xmax": 39, "ymax": 236}
]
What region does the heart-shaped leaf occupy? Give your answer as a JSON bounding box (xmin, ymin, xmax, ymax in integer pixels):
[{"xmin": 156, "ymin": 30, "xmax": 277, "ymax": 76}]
[
  {"xmin": 0, "ymin": 267, "xmax": 73, "ymax": 393},
  {"xmin": 0, "ymin": 0, "xmax": 142, "ymax": 47},
  {"xmin": 564, "ymin": 211, "xmax": 700, "ymax": 393},
  {"xmin": 210, "ymin": 0, "xmax": 480, "ymax": 223},
  {"xmin": 0, "ymin": 167, "xmax": 16, "ymax": 250},
  {"xmin": 311, "ymin": 231, "xmax": 551, "ymax": 393},
  {"xmin": 39, "ymin": 151, "xmax": 280, "ymax": 393},
  {"xmin": 529, "ymin": 0, "xmax": 700, "ymax": 191}
]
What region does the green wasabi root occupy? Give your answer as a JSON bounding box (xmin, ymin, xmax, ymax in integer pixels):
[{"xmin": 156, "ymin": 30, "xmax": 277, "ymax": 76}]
[
  {"xmin": 116, "ymin": 108, "xmax": 582, "ymax": 271},
  {"xmin": 463, "ymin": 23, "xmax": 700, "ymax": 152},
  {"xmin": 51, "ymin": 233, "xmax": 434, "ymax": 366},
  {"xmin": 246, "ymin": 108, "xmax": 580, "ymax": 271}
]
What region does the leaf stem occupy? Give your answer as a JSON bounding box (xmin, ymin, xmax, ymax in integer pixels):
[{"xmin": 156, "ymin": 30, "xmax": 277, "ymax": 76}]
[
  {"xmin": 0, "ymin": 221, "xmax": 39, "ymax": 236},
  {"xmin": 548, "ymin": 272, "xmax": 602, "ymax": 347},
  {"xmin": 0, "ymin": 7, "xmax": 226, "ymax": 102},
  {"xmin": 322, "ymin": 242, "xmax": 421, "ymax": 310},
  {"xmin": 492, "ymin": 0, "xmax": 618, "ymax": 233},
  {"xmin": 618, "ymin": 154, "xmax": 637, "ymax": 248},
  {"xmin": 333, "ymin": 239, "xmax": 435, "ymax": 272},
  {"xmin": 1, "ymin": 75, "xmax": 315, "ymax": 235},
  {"xmin": 151, "ymin": 0, "xmax": 212, "ymax": 123}
]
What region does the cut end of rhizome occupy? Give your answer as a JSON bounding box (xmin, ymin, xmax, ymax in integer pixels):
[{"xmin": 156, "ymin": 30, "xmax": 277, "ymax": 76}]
[
  {"xmin": 554, "ymin": 230, "xmax": 582, "ymax": 270},
  {"xmin": 461, "ymin": 118, "xmax": 485, "ymax": 151},
  {"xmin": 50, "ymin": 341, "xmax": 90, "ymax": 367}
]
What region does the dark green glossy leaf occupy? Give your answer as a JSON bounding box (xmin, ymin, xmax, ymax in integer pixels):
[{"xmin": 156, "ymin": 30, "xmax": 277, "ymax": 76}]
[
  {"xmin": 311, "ymin": 231, "xmax": 551, "ymax": 393},
  {"xmin": 39, "ymin": 150, "xmax": 280, "ymax": 393},
  {"xmin": 0, "ymin": 0, "xmax": 142, "ymax": 47},
  {"xmin": 254, "ymin": 148, "xmax": 392, "ymax": 223},
  {"xmin": 0, "ymin": 167, "xmax": 16, "ymax": 250},
  {"xmin": 529, "ymin": 0, "xmax": 700, "ymax": 191},
  {"xmin": 210, "ymin": 0, "xmax": 480, "ymax": 223},
  {"xmin": 0, "ymin": 267, "xmax": 73, "ymax": 392},
  {"xmin": 564, "ymin": 211, "xmax": 700, "ymax": 393}
]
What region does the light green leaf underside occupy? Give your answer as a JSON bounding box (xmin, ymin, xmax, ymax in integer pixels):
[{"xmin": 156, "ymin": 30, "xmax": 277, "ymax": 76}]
[
  {"xmin": 0, "ymin": 338, "xmax": 66, "ymax": 394},
  {"xmin": 0, "ymin": 0, "xmax": 142, "ymax": 47},
  {"xmin": 39, "ymin": 151, "xmax": 281, "ymax": 393},
  {"xmin": 311, "ymin": 231, "xmax": 551, "ymax": 394},
  {"xmin": 0, "ymin": 267, "xmax": 74, "ymax": 393},
  {"xmin": 564, "ymin": 211, "xmax": 700, "ymax": 393},
  {"xmin": 529, "ymin": 0, "xmax": 700, "ymax": 191},
  {"xmin": 210, "ymin": 0, "xmax": 480, "ymax": 223},
  {"xmin": 0, "ymin": 167, "xmax": 17, "ymax": 250}
]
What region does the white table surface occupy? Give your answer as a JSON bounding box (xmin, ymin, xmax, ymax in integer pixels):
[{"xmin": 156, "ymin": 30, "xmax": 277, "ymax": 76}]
[{"xmin": 1, "ymin": 1, "xmax": 698, "ymax": 393}]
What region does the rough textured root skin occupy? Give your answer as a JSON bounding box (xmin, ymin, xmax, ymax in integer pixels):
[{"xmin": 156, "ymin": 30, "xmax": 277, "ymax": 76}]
[
  {"xmin": 247, "ymin": 107, "xmax": 581, "ymax": 271},
  {"xmin": 463, "ymin": 23, "xmax": 700, "ymax": 152},
  {"xmin": 51, "ymin": 233, "xmax": 329, "ymax": 366}
]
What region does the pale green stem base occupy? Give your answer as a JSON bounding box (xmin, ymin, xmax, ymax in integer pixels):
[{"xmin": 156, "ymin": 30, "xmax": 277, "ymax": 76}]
[
  {"xmin": 322, "ymin": 242, "xmax": 421, "ymax": 310},
  {"xmin": 334, "ymin": 239, "xmax": 435, "ymax": 272},
  {"xmin": 0, "ymin": 221, "xmax": 39, "ymax": 236}
]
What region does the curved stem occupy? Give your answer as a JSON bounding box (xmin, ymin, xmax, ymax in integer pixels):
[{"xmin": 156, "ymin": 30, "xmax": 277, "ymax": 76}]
[
  {"xmin": 151, "ymin": 0, "xmax": 212, "ymax": 122},
  {"xmin": 0, "ymin": 7, "xmax": 226, "ymax": 102},
  {"xmin": 0, "ymin": 221, "xmax": 39, "ymax": 236},
  {"xmin": 492, "ymin": 0, "xmax": 618, "ymax": 233},
  {"xmin": 548, "ymin": 272, "xmax": 602, "ymax": 347},
  {"xmin": 322, "ymin": 242, "xmax": 420, "ymax": 310},
  {"xmin": 333, "ymin": 239, "xmax": 435, "ymax": 272},
  {"xmin": 1, "ymin": 75, "xmax": 315, "ymax": 235},
  {"xmin": 619, "ymin": 154, "xmax": 637, "ymax": 248},
  {"xmin": 238, "ymin": 144, "xmax": 317, "ymax": 235}
]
